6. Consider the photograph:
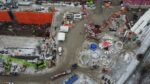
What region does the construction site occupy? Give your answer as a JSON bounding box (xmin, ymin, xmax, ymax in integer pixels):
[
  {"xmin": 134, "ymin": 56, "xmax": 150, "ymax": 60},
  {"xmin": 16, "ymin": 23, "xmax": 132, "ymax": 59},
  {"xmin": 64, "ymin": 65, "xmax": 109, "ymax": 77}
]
[{"xmin": 0, "ymin": 0, "xmax": 150, "ymax": 84}]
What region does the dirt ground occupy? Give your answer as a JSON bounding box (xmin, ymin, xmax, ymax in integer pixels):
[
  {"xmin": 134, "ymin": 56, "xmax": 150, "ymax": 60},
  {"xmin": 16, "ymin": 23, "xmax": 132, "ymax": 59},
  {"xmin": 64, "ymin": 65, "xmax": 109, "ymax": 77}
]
[
  {"xmin": 0, "ymin": 5, "xmax": 123, "ymax": 84},
  {"xmin": 0, "ymin": 22, "xmax": 50, "ymax": 37}
]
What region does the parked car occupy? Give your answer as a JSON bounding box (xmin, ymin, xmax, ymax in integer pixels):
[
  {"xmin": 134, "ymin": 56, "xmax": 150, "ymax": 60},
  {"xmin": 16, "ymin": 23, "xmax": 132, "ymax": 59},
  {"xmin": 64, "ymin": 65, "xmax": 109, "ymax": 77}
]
[
  {"xmin": 71, "ymin": 63, "xmax": 78, "ymax": 70},
  {"xmin": 73, "ymin": 13, "xmax": 82, "ymax": 20},
  {"xmin": 50, "ymin": 69, "xmax": 71, "ymax": 80},
  {"xmin": 101, "ymin": 75, "xmax": 114, "ymax": 84},
  {"xmin": 63, "ymin": 12, "xmax": 74, "ymax": 20},
  {"xmin": 8, "ymin": 82, "xmax": 14, "ymax": 84},
  {"xmin": 5, "ymin": 82, "xmax": 14, "ymax": 84},
  {"xmin": 58, "ymin": 47, "xmax": 63, "ymax": 56}
]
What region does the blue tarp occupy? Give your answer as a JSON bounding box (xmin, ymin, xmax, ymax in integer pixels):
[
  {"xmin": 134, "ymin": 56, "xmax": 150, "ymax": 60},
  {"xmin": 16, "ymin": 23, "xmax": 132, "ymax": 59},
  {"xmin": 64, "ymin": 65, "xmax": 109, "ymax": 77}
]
[
  {"xmin": 65, "ymin": 75, "xmax": 78, "ymax": 84},
  {"xmin": 90, "ymin": 43, "xmax": 97, "ymax": 51}
]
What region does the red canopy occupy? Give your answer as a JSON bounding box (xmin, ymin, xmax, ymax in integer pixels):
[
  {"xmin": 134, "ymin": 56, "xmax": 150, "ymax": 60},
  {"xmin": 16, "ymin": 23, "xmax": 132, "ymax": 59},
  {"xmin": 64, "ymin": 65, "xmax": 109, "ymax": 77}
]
[{"xmin": 102, "ymin": 41, "xmax": 111, "ymax": 48}]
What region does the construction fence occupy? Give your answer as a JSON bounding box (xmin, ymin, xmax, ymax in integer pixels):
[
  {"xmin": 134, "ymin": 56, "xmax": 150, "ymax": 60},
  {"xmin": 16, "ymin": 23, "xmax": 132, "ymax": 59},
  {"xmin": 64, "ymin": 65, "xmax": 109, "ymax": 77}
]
[{"xmin": 0, "ymin": 11, "xmax": 54, "ymax": 25}]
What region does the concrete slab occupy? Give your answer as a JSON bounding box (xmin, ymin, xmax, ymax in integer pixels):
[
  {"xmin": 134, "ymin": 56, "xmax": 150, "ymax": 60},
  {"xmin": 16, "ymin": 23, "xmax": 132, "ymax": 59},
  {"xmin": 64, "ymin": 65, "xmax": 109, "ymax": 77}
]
[{"xmin": 0, "ymin": 35, "xmax": 42, "ymax": 49}]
